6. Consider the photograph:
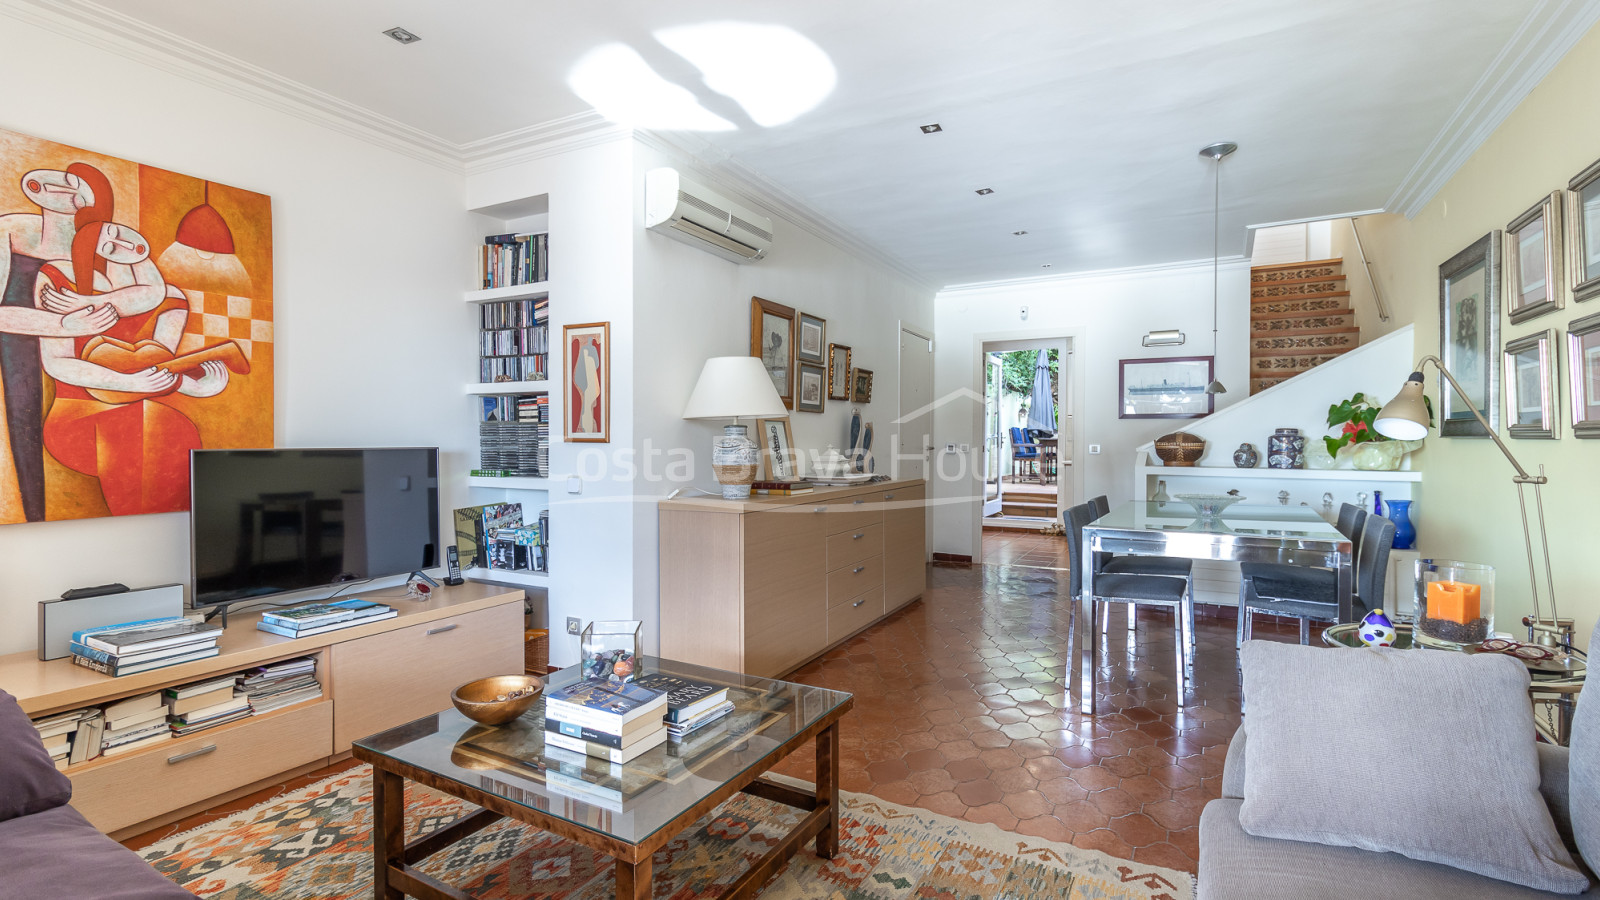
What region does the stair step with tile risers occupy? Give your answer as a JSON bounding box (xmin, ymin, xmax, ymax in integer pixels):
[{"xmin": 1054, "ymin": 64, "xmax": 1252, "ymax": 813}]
[
  {"xmin": 1250, "ymin": 327, "xmax": 1360, "ymax": 355},
  {"xmin": 1251, "ymin": 277, "xmax": 1347, "ymax": 300},
  {"xmin": 1249, "ymin": 256, "xmax": 1357, "ymax": 394},
  {"xmin": 1250, "ymin": 294, "xmax": 1352, "ymax": 316},
  {"xmin": 1250, "ymin": 258, "xmax": 1344, "ymax": 281}
]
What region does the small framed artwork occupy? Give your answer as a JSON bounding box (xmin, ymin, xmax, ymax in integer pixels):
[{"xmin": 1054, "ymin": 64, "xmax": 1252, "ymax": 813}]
[
  {"xmin": 1117, "ymin": 356, "xmax": 1214, "ymax": 419},
  {"xmin": 1439, "ymin": 233, "xmax": 1502, "ymax": 437},
  {"xmin": 750, "ymin": 297, "xmax": 795, "ymax": 409},
  {"xmin": 1503, "ymin": 329, "xmax": 1556, "ymax": 439},
  {"xmin": 797, "ymin": 312, "xmax": 826, "ymax": 364},
  {"xmin": 564, "ymin": 322, "xmax": 610, "ymax": 443},
  {"xmin": 796, "ymin": 362, "xmax": 826, "ymax": 413},
  {"xmin": 1505, "ymin": 192, "xmax": 1563, "ymax": 324},
  {"xmin": 827, "ymin": 343, "xmax": 852, "ymax": 399},
  {"xmin": 1568, "ymin": 311, "xmax": 1600, "ymax": 438},
  {"xmin": 755, "ymin": 417, "xmax": 798, "ymax": 480},
  {"xmin": 849, "ymin": 367, "xmax": 874, "ymax": 403},
  {"xmin": 1566, "ymin": 156, "xmax": 1600, "ymax": 303}
]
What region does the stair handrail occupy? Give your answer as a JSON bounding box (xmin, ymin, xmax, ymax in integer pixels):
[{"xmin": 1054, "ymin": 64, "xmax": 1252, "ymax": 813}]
[{"xmin": 1349, "ymin": 217, "xmax": 1390, "ymax": 324}]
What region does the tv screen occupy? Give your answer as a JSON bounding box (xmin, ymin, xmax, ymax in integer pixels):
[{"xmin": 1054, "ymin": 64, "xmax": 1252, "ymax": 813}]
[{"xmin": 190, "ymin": 448, "xmax": 440, "ymax": 608}]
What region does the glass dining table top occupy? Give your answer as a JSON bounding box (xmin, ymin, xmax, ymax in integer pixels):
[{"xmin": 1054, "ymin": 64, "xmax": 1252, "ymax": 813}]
[
  {"xmin": 352, "ymin": 656, "xmax": 852, "ymax": 847},
  {"xmin": 1088, "ymin": 502, "xmax": 1346, "ymax": 541}
]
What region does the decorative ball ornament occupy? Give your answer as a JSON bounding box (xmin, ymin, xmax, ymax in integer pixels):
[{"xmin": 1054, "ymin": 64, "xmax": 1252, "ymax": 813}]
[{"xmin": 1357, "ymin": 608, "xmax": 1397, "ymax": 648}]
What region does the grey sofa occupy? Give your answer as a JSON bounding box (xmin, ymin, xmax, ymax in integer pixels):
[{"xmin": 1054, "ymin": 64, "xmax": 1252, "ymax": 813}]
[
  {"xmin": 1199, "ymin": 681, "xmax": 1595, "ymax": 898},
  {"xmin": 0, "ymin": 690, "xmax": 195, "ymax": 900}
]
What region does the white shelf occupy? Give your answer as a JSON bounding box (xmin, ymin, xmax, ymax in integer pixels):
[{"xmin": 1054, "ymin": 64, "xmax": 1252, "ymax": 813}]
[
  {"xmin": 1139, "ymin": 464, "xmax": 1422, "ymax": 482},
  {"xmin": 467, "ymin": 476, "xmax": 551, "ymax": 490},
  {"xmin": 465, "ymin": 282, "xmax": 549, "ymax": 304},
  {"xmin": 465, "ymin": 567, "xmax": 548, "ymax": 586},
  {"xmin": 465, "ymin": 380, "xmax": 550, "ymax": 395}
]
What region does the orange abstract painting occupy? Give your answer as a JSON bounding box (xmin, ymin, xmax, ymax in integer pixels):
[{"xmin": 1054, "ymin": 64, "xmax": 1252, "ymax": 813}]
[{"xmin": 0, "ymin": 128, "xmax": 273, "ymax": 523}]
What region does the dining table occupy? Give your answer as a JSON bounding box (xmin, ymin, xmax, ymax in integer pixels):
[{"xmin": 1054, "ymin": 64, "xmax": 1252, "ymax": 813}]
[{"xmin": 1076, "ymin": 501, "xmax": 1354, "ymax": 715}]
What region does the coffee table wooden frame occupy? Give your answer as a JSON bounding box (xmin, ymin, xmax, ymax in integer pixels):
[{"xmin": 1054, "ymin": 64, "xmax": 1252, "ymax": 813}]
[{"xmin": 353, "ymin": 698, "xmax": 851, "ymax": 900}]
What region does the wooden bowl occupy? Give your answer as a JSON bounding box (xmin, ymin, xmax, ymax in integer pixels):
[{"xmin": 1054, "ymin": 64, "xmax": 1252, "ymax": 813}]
[
  {"xmin": 451, "ymin": 674, "xmax": 543, "ymax": 725},
  {"xmin": 1154, "ymin": 431, "xmax": 1205, "ymax": 467}
]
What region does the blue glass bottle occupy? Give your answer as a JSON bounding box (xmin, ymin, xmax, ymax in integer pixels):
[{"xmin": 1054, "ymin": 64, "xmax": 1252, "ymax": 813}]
[{"xmin": 1388, "ymin": 499, "xmax": 1415, "ymax": 550}]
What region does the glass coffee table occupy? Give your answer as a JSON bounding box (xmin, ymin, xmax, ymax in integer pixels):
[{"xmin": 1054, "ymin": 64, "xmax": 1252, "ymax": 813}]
[{"xmin": 351, "ymin": 657, "xmax": 852, "ymax": 900}]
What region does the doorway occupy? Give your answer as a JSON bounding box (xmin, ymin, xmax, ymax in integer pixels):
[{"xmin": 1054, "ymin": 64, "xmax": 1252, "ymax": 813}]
[
  {"xmin": 896, "ymin": 325, "xmax": 934, "ymax": 480},
  {"xmin": 980, "ymin": 338, "xmax": 1072, "ymax": 532}
]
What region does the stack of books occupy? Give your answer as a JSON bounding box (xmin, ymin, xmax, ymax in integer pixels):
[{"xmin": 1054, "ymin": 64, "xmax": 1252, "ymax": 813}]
[
  {"xmin": 543, "ymin": 679, "xmax": 668, "ymax": 764},
  {"xmin": 751, "ymin": 481, "xmax": 814, "ymax": 495},
  {"xmin": 256, "ymin": 599, "xmax": 396, "ymax": 638},
  {"xmin": 634, "ymin": 673, "xmax": 734, "ymax": 741},
  {"xmin": 30, "ymin": 709, "xmax": 91, "ymax": 769},
  {"xmin": 163, "ymin": 675, "xmax": 250, "ymax": 737},
  {"xmin": 236, "ymin": 657, "xmax": 322, "ymax": 713},
  {"xmin": 99, "ymin": 693, "xmax": 173, "ymax": 757},
  {"xmin": 70, "ymin": 617, "xmax": 223, "ymax": 677}
]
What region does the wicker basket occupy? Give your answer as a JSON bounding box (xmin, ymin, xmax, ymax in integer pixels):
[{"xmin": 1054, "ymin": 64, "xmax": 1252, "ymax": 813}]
[
  {"xmin": 524, "ymin": 628, "xmax": 549, "ymax": 675},
  {"xmin": 1154, "ymin": 431, "xmax": 1205, "ymax": 467}
]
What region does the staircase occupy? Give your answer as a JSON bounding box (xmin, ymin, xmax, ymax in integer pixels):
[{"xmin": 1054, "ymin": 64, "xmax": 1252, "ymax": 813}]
[
  {"xmin": 1249, "ymin": 258, "xmax": 1359, "ymax": 394},
  {"xmin": 999, "ymin": 483, "xmax": 1056, "ymax": 518}
]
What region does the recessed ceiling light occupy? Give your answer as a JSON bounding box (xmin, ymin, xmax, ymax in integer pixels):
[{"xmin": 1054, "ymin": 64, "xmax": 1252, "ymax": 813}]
[
  {"xmin": 920, "ymin": 123, "xmax": 942, "ymax": 134},
  {"xmin": 383, "ymin": 26, "xmax": 421, "ymax": 44},
  {"xmin": 975, "ymin": 188, "xmax": 994, "ymax": 195},
  {"xmin": 1012, "ymin": 230, "xmax": 1028, "ymax": 236}
]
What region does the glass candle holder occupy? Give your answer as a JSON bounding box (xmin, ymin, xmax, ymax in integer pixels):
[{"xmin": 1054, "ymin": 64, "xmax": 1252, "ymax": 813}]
[{"xmin": 1413, "ymin": 559, "xmax": 1495, "ymax": 649}]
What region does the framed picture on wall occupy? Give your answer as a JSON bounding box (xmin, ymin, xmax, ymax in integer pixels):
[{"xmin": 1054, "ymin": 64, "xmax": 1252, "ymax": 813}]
[
  {"xmin": 1568, "ymin": 311, "xmax": 1600, "ymax": 438},
  {"xmin": 756, "ymin": 417, "xmax": 797, "ymax": 480},
  {"xmin": 564, "ymin": 322, "xmax": 610, "ymax": 443},
  {"xmin": 1117, "ymin": 356, "xmax": 1214, "ymax": 419},
  {"xmin": 849, "ymin": 367, "xmax": 874, "ymax": 403},
  {"xmin": 1439, "ymin": 232, "xmax": 1502, "ymax": 437},
  {"xmin": 827, "ymin": 343, "xmax": 852, "ymax": 399},
  {"xmin": 1503, "ymin": 330, "xmax": 1556, "ymax": 439},
  {"xmin": 1567, "ymin": 156, "xmax": 1600, "ymax": 303},
  {"xmin": 1505, "ymin": 192, "xmax": 1563, "ymax": 324},
  {"xmin": 796, "ymin": 362, "xmax": 826, "ymax": 413},
  {"xmin": 797, "ymin": 312, "xmax": 826, "ymax": 364},
  {"xmin": 750, "ymin": 297, "xmax": 795, "ymax": 410}
]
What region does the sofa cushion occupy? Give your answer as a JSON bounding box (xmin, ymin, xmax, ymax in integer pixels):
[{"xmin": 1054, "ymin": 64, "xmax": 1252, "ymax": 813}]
[
  {"xmin": 1572, "ymin": 621, "xmax": 1599, "ymax": 871},
  {"xmin": 1199, "ymin": 799, "xmax": 1592, "ymax": 900},
  {"xmin": 1220, "ymin": 722, "xmax": 1247, "ymax": 800},
  {"xmin": 0, "ymin": 803, "xmax": 194, "ymax": 899},
  {"xmin": 1238, "ymin": 641, "xmax": 1588, "ymax": 894},
  {"xmin": 0, "ymin": 690, "xmax": 73, "ymax": 822}
]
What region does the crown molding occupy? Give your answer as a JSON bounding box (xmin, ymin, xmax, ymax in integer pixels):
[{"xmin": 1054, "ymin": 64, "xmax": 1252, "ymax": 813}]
[
  {"xmin": 938, "ymin": 255, "xmax": 1251, "ymax": 297},
  {"xmin": 461, "ymin": 111, "xmax": 632, "ymax": 175},
  {"xmin": 1387, "ymin": 0, "xmax": 1600, "ymax": 218}
]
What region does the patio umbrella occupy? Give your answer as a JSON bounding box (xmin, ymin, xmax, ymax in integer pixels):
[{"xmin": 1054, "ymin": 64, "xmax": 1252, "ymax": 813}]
[{"xmin": 1025, "ymin": 349, "xmax": 1056, "ymax": 434}]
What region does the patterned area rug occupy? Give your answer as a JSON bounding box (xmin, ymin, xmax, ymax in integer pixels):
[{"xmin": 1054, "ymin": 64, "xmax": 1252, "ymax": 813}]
[{"xmin": 139, "ymin": 765, "xmax": 1194, "ymax": 899}]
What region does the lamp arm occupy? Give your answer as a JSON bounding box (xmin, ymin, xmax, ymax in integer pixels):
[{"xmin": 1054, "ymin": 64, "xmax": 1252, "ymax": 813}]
[{"xmin": 1418, "ymin": 356, "xmax": 1542, "ymax": 484}]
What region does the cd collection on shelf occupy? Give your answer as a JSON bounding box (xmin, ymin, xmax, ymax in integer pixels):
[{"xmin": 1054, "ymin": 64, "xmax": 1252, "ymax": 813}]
[
  {"xmin": 478, "ymin": 394, "xmax": 548, "ymax": 477},
  {"xmin": 479, "ymin": 297, "xmax": 549, "ymax": 384}
]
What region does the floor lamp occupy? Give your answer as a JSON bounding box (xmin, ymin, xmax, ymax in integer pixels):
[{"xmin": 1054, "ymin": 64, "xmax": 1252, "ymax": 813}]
[{"xmin": 1373, "ymin": 357, "xmax": 1570, "ymax": 651}]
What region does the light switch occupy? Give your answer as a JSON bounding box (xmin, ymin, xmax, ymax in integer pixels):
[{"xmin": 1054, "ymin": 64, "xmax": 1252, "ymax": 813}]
[
  {"xmin": 1088, "ymin": 444, "xmax": 1102, "ymax": 454},
  {"xmin": 567, "ymin": 476, "xmax": 583, "ymax": 494},
  {"xmin": 958, "ymin": 444, "xmax": 970, "ymax": 453}
]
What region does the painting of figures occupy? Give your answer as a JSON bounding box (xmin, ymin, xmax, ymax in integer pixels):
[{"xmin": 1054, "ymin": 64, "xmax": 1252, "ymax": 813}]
[{"xmin": 0, "ymin": 128, "xmax": 273, "ymax": 523}]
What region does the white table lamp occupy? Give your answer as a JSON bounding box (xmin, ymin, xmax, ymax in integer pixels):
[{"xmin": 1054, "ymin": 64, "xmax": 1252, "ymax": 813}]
[{"xmin": 683, "ymin": 357, "xmax": 788, "ymax": 499}]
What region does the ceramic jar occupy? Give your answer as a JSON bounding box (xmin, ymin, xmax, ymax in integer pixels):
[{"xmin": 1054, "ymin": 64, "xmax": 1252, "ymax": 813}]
[
  {"xmin": 1267, "ymin": 428, "xmax": 1305, "ymax": 469},
  {"xmin": 711, "ymin": 424, "xmax": 760, "ymax": 499},
  {"xmin": 1232, "ymin": 442, "xmax": 1259, "ymax": 468}
]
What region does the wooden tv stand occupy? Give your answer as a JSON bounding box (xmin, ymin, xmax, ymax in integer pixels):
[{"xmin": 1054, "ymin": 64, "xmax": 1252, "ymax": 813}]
[{"xmin": 0, "ymin": 582, "xmax": 524, "ymax": 840}]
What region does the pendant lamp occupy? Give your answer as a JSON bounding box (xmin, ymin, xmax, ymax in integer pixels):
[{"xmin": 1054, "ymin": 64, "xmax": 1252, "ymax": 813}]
[
  {"xmin": 157, "ymin": 181, "xmax": 253, "ymax": 295},
  {"xmin": 1201, "ymin": 142, "xmax": 1236, "ymax": 395}
]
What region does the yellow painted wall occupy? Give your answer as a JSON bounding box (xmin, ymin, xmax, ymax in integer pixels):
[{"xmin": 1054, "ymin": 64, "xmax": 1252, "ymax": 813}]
[{"xmin": 1359, "ymin": 23, "xmax": 1600, "ymax": 648}]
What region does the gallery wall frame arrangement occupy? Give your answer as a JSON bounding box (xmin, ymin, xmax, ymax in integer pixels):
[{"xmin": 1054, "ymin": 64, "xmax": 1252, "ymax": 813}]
[
  {"xmin": 1568, "ymin": 310, "xmax": 1600, "ymax": 438},
  {"xmin": 849, "ymin": 367, "xmax": 874, "ymax": 404},
  {"xmin": 1506, "ymin": 191, "xmax": 1564, "ymax": 324},
  {"xmin": 796, "ymin": 362, "xmax": 826, "ymax": 413},
  {"xmin": 1439, "ymin": 232, "xmax": 1502, "ymax": 437},
  {"xmin": 755, "ymin": 417, "xmax": 796, "ymax": 480},
  {"xmin": 564, "ymin": 322, "xmax": 610, "ymax": 443},
  {"xmin": 750, "ymin": 297, "xmax": 795, "ymax": 410},
  {"xmin": 1117, "ymin": 356, "xmax": 1215, "ymax": 419},
  {"xmin": 1503, "ymin": 329, "xmax": 1556, "ymax": 440},
  {"xmin": 827, "ymin": 343, "xmax": 852, "ymax": 400},
  {"xmin": 1567, "ymin": 155, "xmax": 1600, "ymax": 303},
  {"xmin": 797, "ymin": 312, "xmax": 826, "ymax": 365}
]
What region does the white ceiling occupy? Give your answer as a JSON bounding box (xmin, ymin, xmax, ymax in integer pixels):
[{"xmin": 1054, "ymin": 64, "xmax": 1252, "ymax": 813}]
[{"xmin": 73, "ymin": 0, "xmax": 1597, "ymax": 285}]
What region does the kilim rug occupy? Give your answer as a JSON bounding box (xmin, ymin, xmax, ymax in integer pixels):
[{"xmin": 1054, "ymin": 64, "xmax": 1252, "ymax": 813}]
[{"xmin": 139, "ymin": 765, "xmax": 1194, "ymax": 900}]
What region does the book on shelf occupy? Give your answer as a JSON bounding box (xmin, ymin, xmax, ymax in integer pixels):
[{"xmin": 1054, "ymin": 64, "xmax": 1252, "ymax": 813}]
[
  {"xmin": 72, "ymin": 645, "xmax": 220, "ymax": 677},
  {"xmin": 170, "ymin": 709, "xmax": 252, "ymax": 737},
  {"xmin": 666, "ymin": 700, "xmax": 735, "ymax": 739},
  {"xmin": 68, "ymin": 639, "xmax": 217, "ymax": 668},
  {"xmin": 104, "ymin": 705, "xmax": 168, "ymax": 732},
  {"xmin": 30, "ymin": 709, "xmax": 85, "ymax": 740},
  {"xmin": 261, "ymin": 598, "xmax": 391, "ymax": 627},
  {"xmin": 103, "ymin": 691, "xmax": 163, "ymax": 719},
  {"xmin": 170, "ymin": 696, "xmax": 250, "ymax": 726},
  {"xmin": 102, "ymin": 719, "xmax": 170, "ymax": 747},
  {"xmin": 256, "ymin": 609, "xmax": 396, "ymax": 638},
  {"xmin": 69, "ymin": 711, "xmax": 104, "ymax": 765},
  {"xmin": 163, "ymin": 675, "xmax": 238, "ymax": 700},
  {"xmin": 41, "ymin": 732, "xmax": 70, "ymax": 754},
  {"xmin": 100, "ymin": 730, "xmax": 171, "ymax": 757},
  {"xmin": 165, "ymin": 685, "xmax": 236, "ymax": 716},
  {"xmin": 751, "ymin": 481, "xmax": 814, "ymax": 495},
  {"xmin": 544, "ymin": 679, "xmax": 667, "ymax": 727},
  {"xmin": 238, "ymin": 657, "xmax": 316, "ymax": 683},
  {"xmin": 478, "ymin": 231, "xmax": 549, "ymax": 290},
  {"xmin": 74, "ymin": 617, "xmax": 221, "ymax": 655},
  {"xmin": 631, "ymin": 673, "xmax": 730, "ymax": 724},
  {"xmin": 543, "ymin": 726, "xmax": 667, "ymax": 764}
]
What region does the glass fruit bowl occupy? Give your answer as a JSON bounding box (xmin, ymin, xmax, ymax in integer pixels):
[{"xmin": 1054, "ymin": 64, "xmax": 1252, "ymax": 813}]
[{"xmin": 1175, "ymin": 492, "xmax": 1244, "ymax": 519}]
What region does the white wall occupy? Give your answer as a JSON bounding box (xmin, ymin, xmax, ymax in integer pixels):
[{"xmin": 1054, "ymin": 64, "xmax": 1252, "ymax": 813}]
[{"xmin": 930, "ymin": 260, "xmax": 1250, "ymax": 559}]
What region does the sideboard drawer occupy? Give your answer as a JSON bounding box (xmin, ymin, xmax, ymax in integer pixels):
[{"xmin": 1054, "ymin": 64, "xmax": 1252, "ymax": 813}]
[
  {"xmin": 818, "ymin": 495, "xmax": 881, "ymax": 535},
  {"xmin": 69, "ymin": 700, "xmax": 332, "ymax": 834},
  {"xmin": 826, "ymin": 522, "xmax": 883, "ymax": 570},
  {"xmin": 827, "ymin": 587, "xmax": 885, "ymax": 645},
  {"xmin": 827, "ymin": 554, "xmax": 882, "ymax": 607}
]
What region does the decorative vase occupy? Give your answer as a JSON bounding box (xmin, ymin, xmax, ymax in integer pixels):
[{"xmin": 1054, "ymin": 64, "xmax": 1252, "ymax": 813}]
[
  {"xmin": 1340, "ymin": 439, "xmax": 1424, "ymax": 471},
  {"xmin": 1267, "ymin": 428, "xmax": 1304, "ymax": 469},
  {"xmin": 1232, "ymin": 443, "xmax": 1259, "ymax": 468},
  {"xmin": 1388, "ymin": 499, "xmax": 1415, "ymax": 549},
  {"xmin": 711, "ymin": 424, "xmax": 760, "ymax": 499},
  {"xmin": 1152, "ymin": 479, "xmax": 1171, "ymax": 504}
]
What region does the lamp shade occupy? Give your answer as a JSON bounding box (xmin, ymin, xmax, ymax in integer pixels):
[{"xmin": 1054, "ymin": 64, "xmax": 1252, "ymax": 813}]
[
  {"xmin": 1374, "ymin": 372, "xmax": 1431, "ymax": 441},
  {"xmin": 682, "ymin": 356, "xmax": 787, "ymax": 419}
]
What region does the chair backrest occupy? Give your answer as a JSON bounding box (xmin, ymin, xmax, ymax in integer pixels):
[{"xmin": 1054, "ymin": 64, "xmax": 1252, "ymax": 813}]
[
  {"xmin": 1090, "ymin": 495, "xmax": 1109, "ymax": 518},
  {"xmin": 1336, "ymin": 503, "xmax": 1365, "ymax": 539},
  {"xmin": 1355, "ymin": 514, "xmax": 1395, "ymax": 614},
  {"xmin": 1063, "ymin": 502, "xmax": 1095, "ymax": 600},
  {"xmin": 1010, "ymin": 427, "xmax": 1036, "ymax": 458}
]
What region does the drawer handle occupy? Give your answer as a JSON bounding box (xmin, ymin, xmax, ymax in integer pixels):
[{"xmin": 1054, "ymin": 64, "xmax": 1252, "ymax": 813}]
[
  {"xmin": 814, "ymin": 507, "xmax": 828, "ymax": 513},
  {"xmin": 853, "ymin": 498, "xmax": 865, "ymax": 505},
  {"xmin": 852, "ymin": 532, "xmax": 864, "ymax": 540},
  {"xmin": 852, "ymin": 598, "xmax": 866, "ymax": 608},
  {"xmin": 853, "ymin": 566, "xmax": 866, "ymax": 574},
  {"xmin": 168, "ymin": 745, "xmax": 217, "ymax": 765},
  {"xmin": 426, "ymin": 624, "xmax": 458, "ymax": 636},
  {"xmin": 884, "ymin": 493, "xmax": 895, "ymax": 500}
]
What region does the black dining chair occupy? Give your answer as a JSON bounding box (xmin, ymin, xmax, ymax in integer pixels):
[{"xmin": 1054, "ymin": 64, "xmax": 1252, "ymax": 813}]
[
  {"xmin": 1088, "ymin": 494, "xmax": 1195, "ymax": 579},
  {"xmin": 1236, "ymin": 513, "xmax": 1395, "ymax": 645},
  {"xmin": 1066, "ymin": 502, "xmax": 1194, "ymax": 701}
]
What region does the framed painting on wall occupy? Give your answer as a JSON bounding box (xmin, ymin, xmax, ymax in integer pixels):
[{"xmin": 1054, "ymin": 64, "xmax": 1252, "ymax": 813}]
[
  {"xmin": 849, "ymin": 367, "xmax": 874, "ymax": 404},
  {"xmin": 1568, "ymin": 311, "xmax": 1600, "ymax": 438},
  {"xmin": 1505, "ymin": 192, "xmax": 1563, "ymax": 324},
  {"xmin": 1117, "ymin": 356, "xmax": 1214, "ymax": 419},
  {"xmin": 564, "ymin": 322, "xmax": 609, "ymax": 443},
  {"xmin": 797, "ymin": 312, "xmax": 826, "ymax": 364},
  {"xmin": 827, "ymin": 343, "xmax": 852, "ymax": 399},
  {"xmin": 1503, "ymin": 329, "xmax": 1555, "ymax": 439},
  {"xmin": 796, "ymin": 362, "xmax": 826, "ymax": 413},
  {"xmin": 1439, "ymin": 233, "xmax": 1501, "ymax": 437},
  {"xmin": 1567, "ymin": 155, "xmax": 1600, "ymax": 303},
  {"xmin": 750, "ymin": 297, "xmax": 795, "ymax": 409}
]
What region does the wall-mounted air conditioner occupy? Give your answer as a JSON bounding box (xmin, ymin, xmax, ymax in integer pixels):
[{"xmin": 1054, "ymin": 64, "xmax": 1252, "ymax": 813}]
[{"xmin": 644, "ymin": 167, "xmax": 773, "ymax": 263}]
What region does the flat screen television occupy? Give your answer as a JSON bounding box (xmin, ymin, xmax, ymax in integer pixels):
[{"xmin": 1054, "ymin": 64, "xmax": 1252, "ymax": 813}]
[{"xmin": 190, "ymin": 448, "xmax": 440, "ymax": 608}]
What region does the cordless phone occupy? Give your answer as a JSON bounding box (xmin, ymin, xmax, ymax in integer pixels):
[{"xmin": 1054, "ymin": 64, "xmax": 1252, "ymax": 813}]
[{"xmin": 444, "ymin": 545, "xmax": 464, "ymax": 585}]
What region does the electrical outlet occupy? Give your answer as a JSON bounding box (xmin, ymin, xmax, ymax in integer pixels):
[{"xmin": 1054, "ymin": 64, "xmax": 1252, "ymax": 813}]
[
  {"xmin": 566, "ymin": 617, "xmax": 581, "ymax": 635},
  {"xmin": 1088, "ymin": 444, "xmax": 1102, "ymax": 454}
]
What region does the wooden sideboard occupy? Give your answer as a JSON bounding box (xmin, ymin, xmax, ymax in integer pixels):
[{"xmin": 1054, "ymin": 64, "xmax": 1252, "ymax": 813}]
[
  {"xmin": 0, "ymin": 582, "xmax": 524, "ymax": 838},
  {"xmin": 658, "ymin": 479, "xmax": 927, "ymax": 678}
]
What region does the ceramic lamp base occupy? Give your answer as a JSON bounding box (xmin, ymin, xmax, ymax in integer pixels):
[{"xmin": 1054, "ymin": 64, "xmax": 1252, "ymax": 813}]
[{"xmin": 711, "ymin": 423, "xmax": 759, "ymax": 500}]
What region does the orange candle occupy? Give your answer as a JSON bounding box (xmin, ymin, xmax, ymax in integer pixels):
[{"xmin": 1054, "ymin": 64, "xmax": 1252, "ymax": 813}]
[{"xmin": 1427, "ymin": 581, "xmax": 1481, "ymax": 624}]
